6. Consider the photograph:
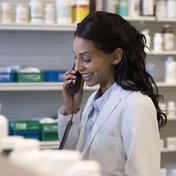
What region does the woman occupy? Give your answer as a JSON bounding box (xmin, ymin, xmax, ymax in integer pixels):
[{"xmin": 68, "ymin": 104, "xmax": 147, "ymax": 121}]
[{"xmin": 58, "ymin": 11, "xmax": 167, "ymax": 176}]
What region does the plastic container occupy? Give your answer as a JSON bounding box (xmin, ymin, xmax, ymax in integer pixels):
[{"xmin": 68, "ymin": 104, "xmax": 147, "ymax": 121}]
[
  {"xmin": 167, "ymin": 101, "xmax": 176, "ymax": 120},
  {"xmin": 40, "ymin": 123, "xmax": 58, "ymax": 141},
  {"xmin": 167, "ymin": 0, "xmax": 176, "ymax": 18},
  {"xmin": 16, "ymin": 3, "xmax": 29, "ymax": 24},
  {"xmin": 140, "ymin": 0, "xmax": 154, "ymax": 16},
  {"xmin": 15, "ymin": 72, "xmax": 44, "ymax": 82},
  {"xmin": 2, "ymin": 2, "xmax": 14, "ymax": 23},
  {"xmin": 141, "ymin": 29, "xmax": 151, "ymax": 52},
  {"xmin": 44, "ymin": 3, "xmax": 55, "ymax": 24},
  {"xmin": 155, "ymin": 0, "xmax": 167, "ymax": 19},
  {"xmin": 65, "ymin": 160, "xmax": 101, "ymax": 176},
  {"xmin": 119, "ymin": 0, "xmax": 128, "ymax": 16},
  {"xmin": 56, "ymin": 0, "xmax": 72, "ymax": 24},
  {"xmin": 0, "ymin": 136, "xmax": 24, "ymax": 157},
  {"xmin": 153, "ymin": 33, "xmax": 163, "ymax": 51},
  {"xmin": 162, "ymin": 24, "xmax": 175, "ymax": 51},
  {"xmin": 0, "ymin": 114, "xmax": 8, "ymax": 137},
  {"xmin": 45, "ymin": 70, "xmax": 66, "ymax": 82},
  {"xmin": 0, "ymin": 72, "xmax": 14, "ymax": 82},
  {"xmin": 165, "ymin": 56, "xmax": 176, "ymax": 83},
  {"xmin": 30, "ymin": 0, "xmax": 44, "ymax": 24},
  {"xmin": 72, "ymin": 0, "xmax": 90, "ymax": 23},
  {"xmin": 9, "ymin": 120, "xmax": 40, "ymax": 139}
]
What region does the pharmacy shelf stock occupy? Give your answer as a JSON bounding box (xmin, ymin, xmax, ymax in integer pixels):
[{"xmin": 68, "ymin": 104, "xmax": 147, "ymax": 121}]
[{"xmin": 0, "ymin": 82, "xmax": 175, "ymax": 91}]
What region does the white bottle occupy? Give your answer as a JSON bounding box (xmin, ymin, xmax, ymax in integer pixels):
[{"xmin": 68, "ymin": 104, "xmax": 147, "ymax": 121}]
[
  {"xmin": 0, "ymin": 103, "xmax": 8, "ymax": 138},
  {"xmin": 0, "ymin": 4, "xmax": 2, "ymax": 23},
  {"xmin": 30, "ymin": 0, "xmax": 44, "ymax": 24},
  {"xmin": 65, "ymin": 160, "xmax": 101, "ymax": 176},
  {"xmin": 167, "ymin": 0, "xmax": 176, "ymax": 18},
  {"xmin": 2, "ymin": 2, "xmax": 14, "ymax": 24},
  {"xmin": 167, "ymin": 101, "xmax": 176, "ymax": 119},
  {"xmin": 128, "ymin": 0, "xmax": 140, "ymax": 17},
  {"xmin": 165, "ymin": 56, "xmax": 176, "ymax": 83},
  {"xmin": 56, "ymin": 0, "xmax": 72, "ymax": 24},
  {"xmin": 160, "ymin": 168, "xmax": 167, "ymax": 176},
  {"xmin": 153, "ymin": 33, "xmax": 163, "ymax": 52},
  {"xmin": 141, "ymin": 29, "xmax": 151, "ymax": 52},
  {"xmin": 16, "ymin": 3, "xmax": 29, "ymax": 24},
  {"xmin": 44, "ymin": 3, "xmax": 55, "ymax": 24},
  {"xmin": 155, "ymin": 0, "xmax": 167, "ymax": 19}
]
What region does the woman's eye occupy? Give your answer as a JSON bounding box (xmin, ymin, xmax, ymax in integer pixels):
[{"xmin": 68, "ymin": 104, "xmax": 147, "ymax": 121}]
[{"xmin": 83, "ymin": 55, "xmax": 91, "ymax": 62}]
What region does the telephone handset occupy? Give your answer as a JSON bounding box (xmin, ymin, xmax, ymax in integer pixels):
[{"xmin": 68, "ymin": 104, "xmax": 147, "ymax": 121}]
[
  {"xmin": 66, "ymin": 71, "xmax": 82, "ymax": 95},
  {"xmin": 58, "ymin": 64, "xmax": 82, "ymax": 150}
]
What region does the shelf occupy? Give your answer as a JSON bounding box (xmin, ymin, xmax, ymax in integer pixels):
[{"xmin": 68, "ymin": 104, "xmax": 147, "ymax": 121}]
[
  {"xmin": 0, "ymin": 82, "xmax": 99, "ymax": 91},
  {"xmin": 156, "ymin": 18, "xmax": 176, "ymax": 23},
  {"xmin": 157, "ymin": 82, "xmax": 176, "ymax": 87},
  {"xmin": 0, "ymin": 17, "xmax": 175, "ymax": 32},
  {"xmin": 161, "ymin": 148, "xmax": 176, "ymax": 153},
  {"xmin": 125, "ymin": 16, "xmax": 155, "ymax": 21},
  {"xmin": 40, "ymin": 141, "xmax": 59, "ymax": 150},
  {"xmin": 0, "ymin": 82, "xmax": 175, "ymax": 91},
  {"xmin": 147, "ymin": 50, "xmax": 176, "ymax": 56},
  {"xmin": 0, "ymin": 23, "xmax": 76, "ymax": 31}
]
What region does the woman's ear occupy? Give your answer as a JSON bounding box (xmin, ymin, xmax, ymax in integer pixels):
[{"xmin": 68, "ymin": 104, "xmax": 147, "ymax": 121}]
[{"xmin": 112, "ymin": 48, "xmax": 123, "ymax": 65}]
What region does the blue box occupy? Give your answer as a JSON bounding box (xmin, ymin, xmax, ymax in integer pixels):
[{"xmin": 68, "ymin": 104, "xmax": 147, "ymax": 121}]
[
  {"xmin": 0, "ymin": 72, "xmax": 14, "ymax": 82},
  {"xmin": 45, "ymin": 70, "xmax": 66, "ymax": 82}
]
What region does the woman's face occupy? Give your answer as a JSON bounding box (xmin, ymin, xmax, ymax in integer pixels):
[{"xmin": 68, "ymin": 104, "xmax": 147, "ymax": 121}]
[{"xmin": 73, "ymin": 37, "xmax": 116, "ymax": 92}]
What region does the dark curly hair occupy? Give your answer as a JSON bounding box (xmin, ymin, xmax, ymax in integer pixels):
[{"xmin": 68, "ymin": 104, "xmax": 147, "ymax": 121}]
[{"xmin": 74, "ymin": 11, "xmax": 167, "ymax": 129}]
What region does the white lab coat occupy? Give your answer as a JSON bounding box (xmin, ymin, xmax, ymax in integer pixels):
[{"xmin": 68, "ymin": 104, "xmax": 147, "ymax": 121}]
[{"xmin": 58, "ymin": 84, "xmax": 160, "ymax": 176}]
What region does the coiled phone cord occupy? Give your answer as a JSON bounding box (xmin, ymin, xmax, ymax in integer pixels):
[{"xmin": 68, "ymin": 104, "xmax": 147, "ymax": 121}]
[{"xmin": 58, "ymin": 97, "xmax": 74, "ymax": 150}]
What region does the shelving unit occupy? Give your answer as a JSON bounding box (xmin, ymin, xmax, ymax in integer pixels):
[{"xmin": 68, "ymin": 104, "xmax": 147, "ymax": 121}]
[
  {"xmin": 0, "ymin": 0, "xmax": 176, "ymax": 170},
  {"xmin": 1, "ymin": 82, "xmax": 175, "ymax": 91}
]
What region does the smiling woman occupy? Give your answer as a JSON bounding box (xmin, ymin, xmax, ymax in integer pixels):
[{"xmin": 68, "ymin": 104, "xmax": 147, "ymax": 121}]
[{"xmin": 58, "ymin": 11, "xmax": 167, "ymax": 176}]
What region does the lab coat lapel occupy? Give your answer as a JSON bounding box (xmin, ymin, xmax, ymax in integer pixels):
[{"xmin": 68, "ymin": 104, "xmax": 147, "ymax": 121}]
[
  {"xmin": 76, "ymin": 91, "xmax": 97, "ymax": 152},
  {"xmin": 81, "ymin": 87, "xmax": 122, "ymax": 156}
]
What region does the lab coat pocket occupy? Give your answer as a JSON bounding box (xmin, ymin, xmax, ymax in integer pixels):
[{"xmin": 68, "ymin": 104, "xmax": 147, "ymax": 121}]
[{"xmin": 90, "ymin": 133, "xmax": 122, "ymax": 172}]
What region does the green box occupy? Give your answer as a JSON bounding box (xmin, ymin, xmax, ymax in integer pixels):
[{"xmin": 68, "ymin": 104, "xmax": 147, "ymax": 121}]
[
  {"xmin": 40, "ymin": 123, "xmax": 59, "ymax": 141},
  {"xmin": 16, "ymin": 72, "xmax": 44, "ymax": 82},
  {"xmin": 11, "ymin": 120, "xmax": 40, "ymax": 131}
]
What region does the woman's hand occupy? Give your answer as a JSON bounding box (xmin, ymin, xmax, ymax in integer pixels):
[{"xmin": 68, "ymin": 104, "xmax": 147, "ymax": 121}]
[{"xmin": 62, "ymin": 69, "xmax": 84, "ymax": 115}]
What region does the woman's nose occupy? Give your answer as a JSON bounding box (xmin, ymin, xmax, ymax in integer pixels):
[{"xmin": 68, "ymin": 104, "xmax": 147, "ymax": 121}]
[{"xmin": 74, "ymin": 60, "xmax": 83, "ymax": 72}]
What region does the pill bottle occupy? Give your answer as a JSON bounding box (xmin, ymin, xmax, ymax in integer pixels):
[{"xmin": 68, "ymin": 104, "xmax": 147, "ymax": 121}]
[
  {"xmin": 2, "ymin": 2, "xmax": 14, "ymax": 23},
  {"xmin": 155, "ymin": 0, "xmax": 167, "ymax": 19},
  {"xmin": 44, "ymin": 3, "xmax": 55, "ymax": 24},
  {"xmin": 56, "ymin": 0, "xmax": 72, "ymax": 24},
  {"xmin": 167, "ymin": 0, "xmax": 176, "ymax": 18},
  {"xmin": 72, "ymin": 0, "xmax": 89, "ymax": 23},
  {"xmin": 141, "ymin": 29, "xmax": 151, "ymax": 52},
  {"xmin": 162, "ymin": 24, "xmax": 175, "ymax": 51},
  {"xmin": 30, "ymin": 0, "xmax": 44, "ymax": 24},
  {"xmin": 153, "ymin": 33, "xmax": 163, "ymax": 51},
  {"xmin": 16, "ymin": 3, "xmax": 29, "ymax": 24},
  {"xmin": 165, "ymin": 56, "xmax": 176, "ymax": 83}
]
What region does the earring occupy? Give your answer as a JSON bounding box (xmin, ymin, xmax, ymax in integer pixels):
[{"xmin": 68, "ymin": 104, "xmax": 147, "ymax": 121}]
[{"xmin": 113, "ymin": 60, "xmax": 119, "ymax": 65}]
